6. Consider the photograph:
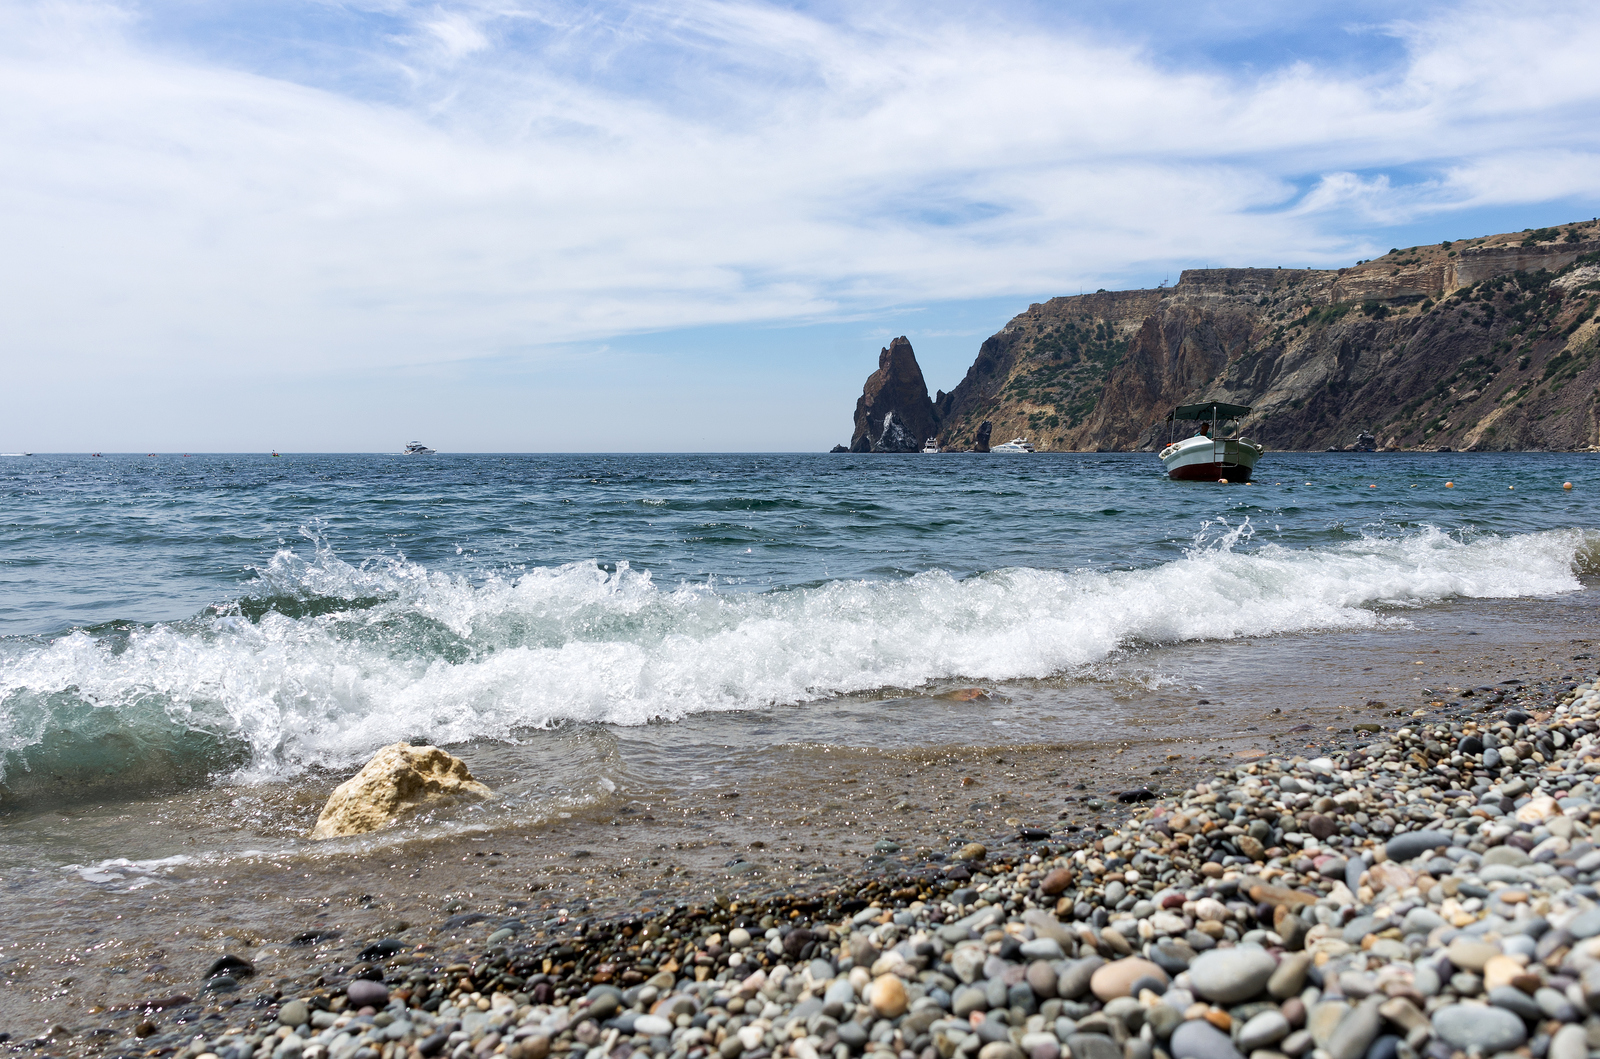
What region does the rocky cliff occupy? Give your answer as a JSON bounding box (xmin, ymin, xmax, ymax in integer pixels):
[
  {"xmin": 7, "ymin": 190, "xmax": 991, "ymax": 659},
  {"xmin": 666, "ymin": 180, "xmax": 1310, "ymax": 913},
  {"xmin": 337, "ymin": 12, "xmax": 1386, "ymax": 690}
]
[
  {"xmin": 845, "ymin": 221, "xmax": 1600, "ymax": 451},
  {"xmin": 849, "ymin": 336, "xmax": 939, "ymax": 452}
]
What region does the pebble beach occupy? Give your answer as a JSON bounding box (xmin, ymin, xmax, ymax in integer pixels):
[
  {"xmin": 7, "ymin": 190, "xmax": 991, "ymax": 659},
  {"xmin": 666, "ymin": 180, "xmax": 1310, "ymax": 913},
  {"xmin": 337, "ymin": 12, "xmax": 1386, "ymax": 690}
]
[{"xmin": 27, "ymin": 656, "xmax": 1600, "ymax": 1059}]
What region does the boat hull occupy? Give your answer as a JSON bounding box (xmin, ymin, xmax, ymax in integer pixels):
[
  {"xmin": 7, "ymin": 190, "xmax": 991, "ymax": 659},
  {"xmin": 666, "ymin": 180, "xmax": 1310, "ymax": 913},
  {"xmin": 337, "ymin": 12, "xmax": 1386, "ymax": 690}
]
[{"xmin": 1159, "ymin": 436, "xmax": 1262, "ymax": 481}]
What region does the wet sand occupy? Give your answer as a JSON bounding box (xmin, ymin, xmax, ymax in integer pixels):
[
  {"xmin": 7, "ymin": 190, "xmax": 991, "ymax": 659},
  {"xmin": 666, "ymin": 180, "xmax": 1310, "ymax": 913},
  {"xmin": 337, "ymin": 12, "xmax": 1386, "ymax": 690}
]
[{"xmin": 2, "ymin": 589, "xmax": 1596, "ymax": 1040}]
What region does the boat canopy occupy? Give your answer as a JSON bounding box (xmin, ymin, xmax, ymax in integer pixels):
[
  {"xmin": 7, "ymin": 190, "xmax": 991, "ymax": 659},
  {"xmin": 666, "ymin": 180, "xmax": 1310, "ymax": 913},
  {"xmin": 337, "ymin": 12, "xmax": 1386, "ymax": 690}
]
[{"xmin": 1167, "ymin": 402, "xmax": 1252, "ymax": 422}]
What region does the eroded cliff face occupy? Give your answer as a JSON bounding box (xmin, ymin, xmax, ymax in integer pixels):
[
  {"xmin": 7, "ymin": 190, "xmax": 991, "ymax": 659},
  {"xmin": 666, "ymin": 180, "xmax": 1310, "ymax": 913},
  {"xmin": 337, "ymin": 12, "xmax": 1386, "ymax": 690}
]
[
  {"xmin": 849, "ymin": 220, "xmax": 1600, "ymax": 452},
  {"xmin": 850, "ymin": 337, "xmax": 939, "ymax": 452}
]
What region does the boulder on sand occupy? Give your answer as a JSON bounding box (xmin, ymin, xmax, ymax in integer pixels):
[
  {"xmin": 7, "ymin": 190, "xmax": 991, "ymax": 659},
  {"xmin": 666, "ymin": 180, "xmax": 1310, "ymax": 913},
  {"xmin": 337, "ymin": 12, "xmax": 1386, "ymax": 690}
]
[{"xmin": 310, "ymin": 743, "xmax": 491, "ymax": 839}]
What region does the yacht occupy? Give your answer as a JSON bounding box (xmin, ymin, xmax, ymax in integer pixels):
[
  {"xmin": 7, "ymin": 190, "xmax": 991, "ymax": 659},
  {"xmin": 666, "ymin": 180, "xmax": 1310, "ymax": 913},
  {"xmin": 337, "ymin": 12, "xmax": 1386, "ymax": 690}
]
[
  {"xmin": 990, "ymin": 437, "xmax": 1036, "ymax": 453},
  {"xmin": 403, "ymin": 442, "xmax": 436, "ymax": 455},
  {"xmin": 1158, "ymin": 402, "xmax": 1263, "ymax": 481},
  {"xmin": 921, "ymin": 438, "xmax": 940, "ymax": 453}
]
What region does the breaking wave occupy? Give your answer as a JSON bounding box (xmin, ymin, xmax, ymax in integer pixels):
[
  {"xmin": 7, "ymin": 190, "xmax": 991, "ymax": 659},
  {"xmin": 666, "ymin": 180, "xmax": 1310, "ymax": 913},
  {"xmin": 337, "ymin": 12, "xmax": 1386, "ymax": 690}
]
[{"xmin": 1, "ymin": 525, "xmax": 1593, "ymax": 803}]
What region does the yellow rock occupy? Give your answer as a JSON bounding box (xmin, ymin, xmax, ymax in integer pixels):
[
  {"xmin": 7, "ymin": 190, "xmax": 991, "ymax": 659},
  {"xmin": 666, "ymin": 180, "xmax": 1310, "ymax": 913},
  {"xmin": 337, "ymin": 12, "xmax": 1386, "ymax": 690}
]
[
  {"xmin": 310, "ymin": 743, "xmax": 492, "ymax": 839},
  {"xmin": 1481, "ymin": 955, "xmax": 1524, "ymax": 992},
  {"xmin": 870, "ymin": 974, "xmax": 908, "ymax": 1018}
]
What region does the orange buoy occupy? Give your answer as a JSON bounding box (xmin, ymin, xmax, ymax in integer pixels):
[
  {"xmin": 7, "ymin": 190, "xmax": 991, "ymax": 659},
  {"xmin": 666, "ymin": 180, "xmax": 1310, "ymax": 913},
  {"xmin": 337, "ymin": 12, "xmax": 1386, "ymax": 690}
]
[
  {"xmin": 1369, "ymin": 484, "xmax": 1377, "ymax": 489},
  {"xmin": 1509, "ymin": 485, "xmax": 1514, "ymax": 490},
  {"xmin": 1445, "ymin": 481, "xmax": 1454, "ymax": 488},
  {"xmin": 1565, "ymin": 482, "xmax": 1574, "ymax": 490}
]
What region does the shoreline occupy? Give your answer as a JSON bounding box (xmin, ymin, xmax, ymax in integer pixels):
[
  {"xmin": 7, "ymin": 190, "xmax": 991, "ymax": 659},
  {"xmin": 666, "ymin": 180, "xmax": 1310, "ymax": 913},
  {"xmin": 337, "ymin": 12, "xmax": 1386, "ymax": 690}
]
[{"xmin": 10, "ymin": 639, "xmax": 1600, "ymax": 1055}]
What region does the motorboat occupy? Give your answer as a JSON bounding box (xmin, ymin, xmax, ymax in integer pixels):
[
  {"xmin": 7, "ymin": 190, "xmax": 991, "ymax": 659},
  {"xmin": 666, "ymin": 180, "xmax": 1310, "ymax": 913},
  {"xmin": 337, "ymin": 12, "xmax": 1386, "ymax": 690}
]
[
  {"xmin": 403, "ymin": 442, "xmax": 436, "ymax": 455},
  {"xmin": 991, "ymin": 437, "xmax": 1036, "ymax": 453},
  {"xmin": 921, "ymin": 438, "xmax": 940, "ymax": 453},
  {"xmin": 1158, "ymin": 402, "xmax": 1263, "ymax": 481},
  {"xmin": 1326, "ymin": 431, "xmax": 1378, "ymax": 453}
]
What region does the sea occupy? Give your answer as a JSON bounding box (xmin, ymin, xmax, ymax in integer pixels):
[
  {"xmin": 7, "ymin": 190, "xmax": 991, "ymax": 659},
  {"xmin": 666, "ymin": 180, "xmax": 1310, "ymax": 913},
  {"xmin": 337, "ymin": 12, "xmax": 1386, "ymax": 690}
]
[{"xmin": 2, "ymin": 450, "xmax": 1599, "ymax": 1023}]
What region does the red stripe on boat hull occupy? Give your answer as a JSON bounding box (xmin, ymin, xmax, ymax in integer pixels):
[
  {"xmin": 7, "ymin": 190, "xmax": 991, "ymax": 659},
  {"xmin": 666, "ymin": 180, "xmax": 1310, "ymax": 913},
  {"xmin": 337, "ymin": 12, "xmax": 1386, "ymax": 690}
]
[{"xmin": 1167, "ymin": 462, "xmax": 1253, "ymax": 482}]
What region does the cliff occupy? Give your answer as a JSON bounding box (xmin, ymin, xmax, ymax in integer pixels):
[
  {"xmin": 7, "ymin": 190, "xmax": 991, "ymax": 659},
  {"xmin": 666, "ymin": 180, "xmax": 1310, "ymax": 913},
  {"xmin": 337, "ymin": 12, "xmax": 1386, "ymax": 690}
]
[
  {"xmin": 850, "ymin": 336, "xmax": 939, "ymax": 452},
  {"xmin": 845, "ymin": 220, "xmax": 1600, "ymax": 451}
]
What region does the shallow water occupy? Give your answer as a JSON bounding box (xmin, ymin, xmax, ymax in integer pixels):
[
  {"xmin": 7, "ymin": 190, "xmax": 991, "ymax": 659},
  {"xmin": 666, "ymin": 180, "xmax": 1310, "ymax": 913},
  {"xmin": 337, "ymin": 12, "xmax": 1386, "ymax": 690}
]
[{"xmin": 1, "ymin": 451, "xmax": 1598, "ymax": 1029}]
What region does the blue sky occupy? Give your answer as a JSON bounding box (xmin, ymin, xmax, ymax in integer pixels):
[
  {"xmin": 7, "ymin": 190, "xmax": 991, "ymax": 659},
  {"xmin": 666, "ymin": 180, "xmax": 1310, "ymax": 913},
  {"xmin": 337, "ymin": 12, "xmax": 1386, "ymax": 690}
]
[{"xmin": 4, "ymin": 0, "xmax": 1600, "ymax": 451}]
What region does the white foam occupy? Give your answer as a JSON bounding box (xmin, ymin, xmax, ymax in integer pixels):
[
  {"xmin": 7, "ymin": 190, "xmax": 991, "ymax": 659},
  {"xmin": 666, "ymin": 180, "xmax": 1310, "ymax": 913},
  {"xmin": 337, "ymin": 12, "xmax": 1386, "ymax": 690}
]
[
  {"xmin": 2, "ymin": 524, "xmax": 1593, "ymax": 784},
  {"xmin": 63, "ymin": 854, "xmax": 192, "ymax": 888}
]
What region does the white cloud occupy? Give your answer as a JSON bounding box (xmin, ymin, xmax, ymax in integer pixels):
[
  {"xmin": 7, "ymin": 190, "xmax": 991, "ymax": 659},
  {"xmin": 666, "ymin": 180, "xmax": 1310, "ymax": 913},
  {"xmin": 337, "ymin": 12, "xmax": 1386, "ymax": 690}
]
[{"xmin": 1, "ymin": 0, "xmax": 1599, "ymax": 428}]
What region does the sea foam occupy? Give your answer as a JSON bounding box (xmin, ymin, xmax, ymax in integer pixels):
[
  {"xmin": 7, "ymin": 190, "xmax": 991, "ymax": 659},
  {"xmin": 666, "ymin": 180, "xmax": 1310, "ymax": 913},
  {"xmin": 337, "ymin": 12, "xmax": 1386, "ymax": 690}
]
[{"xmin": 0, "ymin": 524, "xmax": 1591, "ymax": 800}]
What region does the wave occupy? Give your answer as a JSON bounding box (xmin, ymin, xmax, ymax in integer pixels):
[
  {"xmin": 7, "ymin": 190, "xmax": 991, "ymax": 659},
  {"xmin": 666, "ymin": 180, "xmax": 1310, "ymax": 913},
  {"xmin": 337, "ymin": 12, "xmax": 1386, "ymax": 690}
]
[{"xmin": 0, "ymin": 524, "xmax": 1592, "ymax": 803}]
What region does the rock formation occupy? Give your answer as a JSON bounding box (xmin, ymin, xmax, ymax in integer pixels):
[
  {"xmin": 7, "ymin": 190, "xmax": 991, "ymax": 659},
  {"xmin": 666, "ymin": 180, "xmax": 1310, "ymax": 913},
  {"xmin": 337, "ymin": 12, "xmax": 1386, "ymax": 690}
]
[
  {"xmin": 310, "ymin": 743, "xmax": 491, "ymax": 839},
  {"xmin": 845, "ymin": 221, "xmax": 1600, "ymax": 451},
  {"xmin": 849, "ymin": 337, "xmax": 939, "ymax": 452}
]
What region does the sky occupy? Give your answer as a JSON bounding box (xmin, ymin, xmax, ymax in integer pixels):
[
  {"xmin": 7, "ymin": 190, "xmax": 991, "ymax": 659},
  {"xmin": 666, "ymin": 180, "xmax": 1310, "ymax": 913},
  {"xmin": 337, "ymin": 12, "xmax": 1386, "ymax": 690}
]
[{"xmin": 4, "ymin": 0, "xmax": 1600, "ymax": 452}]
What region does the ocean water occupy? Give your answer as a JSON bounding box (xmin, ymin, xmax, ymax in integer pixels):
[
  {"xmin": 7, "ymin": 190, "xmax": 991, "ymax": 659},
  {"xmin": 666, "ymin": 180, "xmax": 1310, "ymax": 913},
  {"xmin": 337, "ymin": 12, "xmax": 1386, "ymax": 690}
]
[
  {"xmin": 3, "ymin": 451, "xmax": 1600, "ymax": 1026},
  {"xmin": 3, "ymin": 451, "xmax": 1598, "ymax": 812}
]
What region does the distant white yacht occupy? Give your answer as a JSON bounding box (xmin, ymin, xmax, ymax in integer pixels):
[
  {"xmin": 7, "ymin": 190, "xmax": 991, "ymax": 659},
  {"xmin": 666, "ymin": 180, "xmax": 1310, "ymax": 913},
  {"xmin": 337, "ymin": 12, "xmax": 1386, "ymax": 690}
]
[
  {"xmin": 990, "ymin": 437, "xmax": 1035, "ymax": 453},
  {"xmin": 921, "ymin": 438, "xmax": 940, "ymax": 453},
  {"xmin": 403, "ymin": 442, "xmax": 436, "ymax": 455}
]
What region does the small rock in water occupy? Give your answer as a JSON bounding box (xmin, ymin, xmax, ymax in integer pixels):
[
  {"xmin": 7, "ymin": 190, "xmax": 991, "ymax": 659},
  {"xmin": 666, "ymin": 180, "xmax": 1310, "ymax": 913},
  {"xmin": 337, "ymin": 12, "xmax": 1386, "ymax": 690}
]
[
  {"xmin": 204, "ymin": 954, "xmax": 255, "ymax": 981},
  {"xmin": 310, "ymin": 743, "xmax": 491, "ymax": 839}
]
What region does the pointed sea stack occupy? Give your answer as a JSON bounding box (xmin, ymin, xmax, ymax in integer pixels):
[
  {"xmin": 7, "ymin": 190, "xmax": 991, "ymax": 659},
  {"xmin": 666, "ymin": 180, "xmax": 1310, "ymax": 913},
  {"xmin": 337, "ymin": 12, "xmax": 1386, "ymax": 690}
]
[{"xmin": 849, "ymin": 337, "xmax": 938, "ymax": 452}]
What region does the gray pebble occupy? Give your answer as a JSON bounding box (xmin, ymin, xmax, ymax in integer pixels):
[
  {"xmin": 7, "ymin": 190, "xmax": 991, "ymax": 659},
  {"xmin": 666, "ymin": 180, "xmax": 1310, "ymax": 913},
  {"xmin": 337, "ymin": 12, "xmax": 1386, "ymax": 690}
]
[
  {"xmin": 1187, "ymin": 947, "xmax": 1276, "ymax": 1004},
  {"xmin": 1386, "ymin": 831, "xmax": 1453, "ymax": 863},
  {"xmin": 1549, "ymin": 1024, "xmax": 1587, "ymax": 1059},
  {"xmin": 953, "ymin": 986, "xmax": 989, "ymax": 1017},
  {"xmin": 1488, "ymin": 985, "xmax": 1542, "ymax": 1021},
  {"xmin": 1021, "ymin": 939, "xmax": 1065, "ymax": 961},
  {"xmin": 1432, "ymin": 1003, "xmax": 1528, "ymax": 1052},
  {"xmin": 1057, "ymin": 957, "xmax": 1102, "ymax": 1000},
  {"xmin": 1169, "ymin": 1019, "xmax": 1242, "ymax": 1059},
  {"xmin": 1238, "ymin": 1010, "xmax": 1291, "ymax": 1052},
  {"xmin": 1326, "ymin": 999, "xmax": 1382, "ymax": 1059}
]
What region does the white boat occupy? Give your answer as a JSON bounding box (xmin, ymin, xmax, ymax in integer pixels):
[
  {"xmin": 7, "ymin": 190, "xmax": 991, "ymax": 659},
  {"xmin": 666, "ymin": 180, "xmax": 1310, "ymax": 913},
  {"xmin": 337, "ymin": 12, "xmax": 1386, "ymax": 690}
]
[
  {"xmin": 1158, "ymin": 403, "xmax": 1262, "ymax": 482},
  {"xmin": 403, "ymin": 441, "xmax": 436, "ymax": 455},
  {"xmin": 991, "ymin": 437, "xmax": 1035, "ymax": 453},
  {"xmin": 921, "ymin": 438, "xmax": 940, "ymax": 453}
]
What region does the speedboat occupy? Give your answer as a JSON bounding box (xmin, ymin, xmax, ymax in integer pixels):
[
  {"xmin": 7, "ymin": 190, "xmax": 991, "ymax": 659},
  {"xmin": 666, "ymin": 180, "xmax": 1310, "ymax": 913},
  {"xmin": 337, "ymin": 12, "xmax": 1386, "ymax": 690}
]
[
  {"xmin": 403, "ymin": 442, "xmax": 436, "ymax": 455},
  {"xmin": 991, "ymin": 437, "xmax": 1035, "ymax": 453},
  {"xmin": 921, "ymin": 438, "xmax": 940, "ymax": 453},
  {"xmin": 1158, "ymin": 402, "xmax": 1263, "ymax": 482}
]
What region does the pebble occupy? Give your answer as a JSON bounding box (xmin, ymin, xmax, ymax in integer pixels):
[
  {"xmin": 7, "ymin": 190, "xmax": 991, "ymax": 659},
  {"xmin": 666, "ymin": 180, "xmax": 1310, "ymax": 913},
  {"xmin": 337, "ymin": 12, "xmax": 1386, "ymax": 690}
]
[
  {"xmin": 1238, "ymin": 1010, "xmax": 1291, "ymax": 1051},
  {"xmin": 1445, "ymin": 937, "xmax": 1499, "ymax": 972},
  {"xmin": 1268, "ymin": 952, "xmax": 1312, "ymax": 999},
  {"xmin": 1308, "ymin": 1000, "xmax": 1351, "ymax": 1047},
  {"xmin": 345, "ymin": 979, "xmax": 388, "ymax": 1008},
  {"xmin": 1090, "ymin": 957, "xmax": 1167, "ymax": 1001},
  {"xmin": 1550, "ymin": 1023, "xmax": 1588, "ymax": 1059},
  {"xmin": 1432, "ymin": 1003, "xmax": 1528, "ymax": 1052},
  {"xmin": 1325, "ymin": 999, "xmax": 1382, "ymax": 1059},
  {"xmin": 870, "ymin": 973, "xmax": 907, "ymax": 1017},
  {"xmin": 1170, "ymin": 1018, "xmax": 1243, "ymax": 1059},
  {"xmin": 1188, "ymin": 947, "xmax": 1276, "ymax": 1004}
]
